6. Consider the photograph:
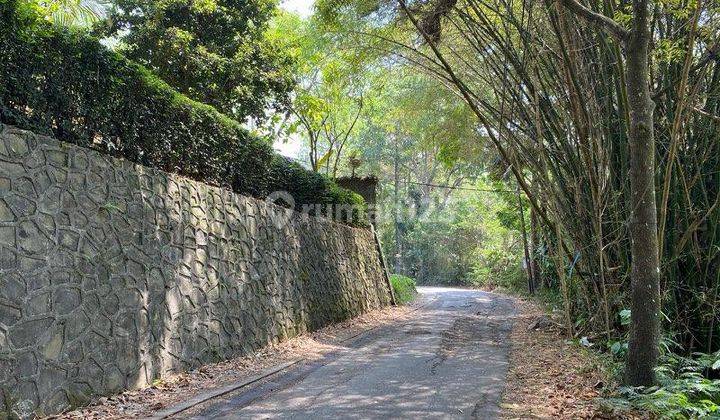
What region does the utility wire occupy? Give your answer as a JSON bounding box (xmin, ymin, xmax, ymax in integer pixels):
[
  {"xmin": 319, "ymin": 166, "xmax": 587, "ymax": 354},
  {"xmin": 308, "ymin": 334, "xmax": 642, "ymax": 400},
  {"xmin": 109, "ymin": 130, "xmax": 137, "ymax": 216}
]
[
  {"xmin": 277, "ymin": 154, "xmax": 514, "ymax": 193},
  {"xmin": 398, "ymin": 180, "xmax": 513, "ymax": 193}
]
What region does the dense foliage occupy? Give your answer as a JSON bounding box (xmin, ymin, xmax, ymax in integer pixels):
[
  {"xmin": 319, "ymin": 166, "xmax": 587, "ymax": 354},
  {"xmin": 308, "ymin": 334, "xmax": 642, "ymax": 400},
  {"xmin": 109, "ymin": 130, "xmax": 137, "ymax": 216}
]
[
  {"xmin": 100, "ymin": 0, "xmax": 295, "ymax": 121},
  {"xmin": 269, "ymin": 12, "xmax": 368, "ymax": 176},
  {"xmin": 0, "ymin": 0, "xmax": 366, "ymax": 225},
  {"xmin": 266, "ymin": 156, "xmax": 366, "ymax": 224},
  {"xmin": 33, "ymin": 0, "xmax": 105, "ymax": 26},
  {"xmin": 383, "ymin": 179, "xmax": 524, "ymax": 288},
  {"xmin": 317, "ymin": 0, "xmax": 720, "ymax": 355},
  {"xmin": 344, "ymin": 71, "xmax": 517, "ymax": 287},
  {"xmin": 604, "ymin": 349, "xmax": 720, "ymax": 417},
  {"xmin": 267, "ymin": 13, "xmax": 521, "ymax": 285}
]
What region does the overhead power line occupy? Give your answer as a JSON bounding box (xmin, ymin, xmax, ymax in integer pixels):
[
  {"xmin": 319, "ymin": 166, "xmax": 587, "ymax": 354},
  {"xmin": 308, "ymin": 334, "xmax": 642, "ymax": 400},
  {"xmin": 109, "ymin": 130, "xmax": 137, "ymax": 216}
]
[{"xmin": 398, "ymin": 180, "xmax": 513, "ymax": 193}]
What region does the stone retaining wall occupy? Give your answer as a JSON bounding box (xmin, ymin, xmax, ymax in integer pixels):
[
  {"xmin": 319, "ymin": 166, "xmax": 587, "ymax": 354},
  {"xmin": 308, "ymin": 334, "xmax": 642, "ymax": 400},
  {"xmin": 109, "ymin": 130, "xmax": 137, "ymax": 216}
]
[{"xmin": 0, "ymin": 124, "xmax": 392, "ymax": 417}]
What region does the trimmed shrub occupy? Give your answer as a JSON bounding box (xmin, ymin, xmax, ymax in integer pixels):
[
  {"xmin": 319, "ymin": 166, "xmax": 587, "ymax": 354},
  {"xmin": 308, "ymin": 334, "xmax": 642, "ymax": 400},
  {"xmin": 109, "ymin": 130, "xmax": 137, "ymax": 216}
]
[
  {"xmin": 267, "ymin": 156, "xmax": 366, "ymax": 225},
  {"xmin": 0, "ymin": 0, "xmax": 366, "ymax": 225}
]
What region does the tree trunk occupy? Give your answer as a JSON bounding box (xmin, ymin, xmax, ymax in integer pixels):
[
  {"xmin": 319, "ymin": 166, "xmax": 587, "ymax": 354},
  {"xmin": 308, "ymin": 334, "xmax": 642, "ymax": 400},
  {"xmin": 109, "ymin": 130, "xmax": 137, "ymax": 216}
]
[
  {"xmin": 530, "ymin": 206, "xmax": 542, "ymax": 288},
  {"xmin": 393, "ymin": 133, "xmax": 403, "ymax": 274},
  {"xmin": 624, "ymin": 0, "xmax": 661, "ymax": 386},
  {"xmin": 517, "ymin": 188, "xmax": 534, "ymax": 294}
]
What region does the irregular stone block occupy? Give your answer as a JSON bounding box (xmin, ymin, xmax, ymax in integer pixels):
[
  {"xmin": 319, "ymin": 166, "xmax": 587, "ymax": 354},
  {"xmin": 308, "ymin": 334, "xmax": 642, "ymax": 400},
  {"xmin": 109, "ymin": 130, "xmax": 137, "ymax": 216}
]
[
  {"xmin": 52, "ymin": 286, "xmax": 81, "ymax": 315},
  {"xmin": 9, "ymin": 318, "xmax": 54, "ymax": 349}
]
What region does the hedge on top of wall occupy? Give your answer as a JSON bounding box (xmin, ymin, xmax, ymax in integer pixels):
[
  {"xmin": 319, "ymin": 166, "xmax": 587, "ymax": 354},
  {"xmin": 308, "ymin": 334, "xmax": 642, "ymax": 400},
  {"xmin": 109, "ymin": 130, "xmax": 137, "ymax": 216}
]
[
  {"xmin": 267, "ymin": 156, "xmax": 366, "ymax": 223},
  {"xmin": 0, "ymin": 0, "xmax": 366, "ymax": 226}
]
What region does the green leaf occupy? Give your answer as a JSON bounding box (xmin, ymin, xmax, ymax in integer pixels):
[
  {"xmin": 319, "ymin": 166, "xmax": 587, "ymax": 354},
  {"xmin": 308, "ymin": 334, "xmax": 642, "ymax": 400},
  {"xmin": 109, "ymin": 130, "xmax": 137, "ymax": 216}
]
[
  {"xmin": 315, "ymin": 148, "xmax": 333, "ymax": 170},
  {"xmin": 620, "ymin": 309, "xmax": 631, "ymax": 326},
  {"xmin": 100, "ymin": 202, "xmax": 121, "ymax": 212}
]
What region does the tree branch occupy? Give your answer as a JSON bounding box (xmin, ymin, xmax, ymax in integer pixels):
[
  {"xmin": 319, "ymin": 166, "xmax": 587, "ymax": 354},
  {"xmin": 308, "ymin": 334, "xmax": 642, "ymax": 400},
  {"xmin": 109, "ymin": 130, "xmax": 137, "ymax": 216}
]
[
  {"xmin": 557, "ymin": 0, "xmax": 629, "ymax": 42},
  {"xmin": 692, "ymin": 106, "xmax": 720, "ymax": 122}
]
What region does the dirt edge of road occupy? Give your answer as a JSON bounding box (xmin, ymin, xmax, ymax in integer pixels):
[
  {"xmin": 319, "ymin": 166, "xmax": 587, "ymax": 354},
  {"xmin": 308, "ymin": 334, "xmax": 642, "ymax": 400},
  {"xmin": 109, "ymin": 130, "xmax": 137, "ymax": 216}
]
[
  {"xmin": 500, "ymin": 298, "xmax": 615, "ymax": 419},
  {"xmin": 54, "ymin": 303, "xmax": 421, "ymax": 419}
]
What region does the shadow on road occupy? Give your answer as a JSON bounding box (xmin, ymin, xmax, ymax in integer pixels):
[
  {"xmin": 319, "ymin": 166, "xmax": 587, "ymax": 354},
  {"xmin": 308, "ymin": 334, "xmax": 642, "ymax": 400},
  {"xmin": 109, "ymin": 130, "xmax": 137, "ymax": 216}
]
[{"xmin": 181, "ymin": 287, "xmax": 517, "ymax": 420}]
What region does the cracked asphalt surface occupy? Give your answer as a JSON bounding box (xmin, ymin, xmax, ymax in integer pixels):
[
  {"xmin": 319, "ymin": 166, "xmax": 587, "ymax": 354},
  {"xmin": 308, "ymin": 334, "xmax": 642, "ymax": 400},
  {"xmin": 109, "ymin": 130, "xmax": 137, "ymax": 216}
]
[{"xmin": 182, "ymin": 287, "xmax": 516, "ymax": 419}]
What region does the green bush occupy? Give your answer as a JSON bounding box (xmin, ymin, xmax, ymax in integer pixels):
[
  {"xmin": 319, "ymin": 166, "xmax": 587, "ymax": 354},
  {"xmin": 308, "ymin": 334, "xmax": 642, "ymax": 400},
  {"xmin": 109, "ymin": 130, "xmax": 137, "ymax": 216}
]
[
  {"xmin": 471, "ymin": 247, "xmax": 525, "ymax": 291},
  {"xmin": 266, "ymin": 156, "xmax": 366, "ymax": 225},
  {"xmin": 390, "ymin": 274, "xmax": 418, "ymax": 304},
  {"xmin": 0, "ymin": 0, "xmax": 366, "ymax": 225},
  {"xmin": 603, "ymin": 350, "xmax": 720, "ymax": 418}
]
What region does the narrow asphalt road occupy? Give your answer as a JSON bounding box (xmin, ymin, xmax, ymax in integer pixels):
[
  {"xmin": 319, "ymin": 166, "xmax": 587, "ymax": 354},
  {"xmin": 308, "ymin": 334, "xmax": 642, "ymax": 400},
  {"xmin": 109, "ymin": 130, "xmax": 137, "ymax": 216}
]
[{"xmin": 182, "ymin": 287, "xmax": 516, "ymax": 419}]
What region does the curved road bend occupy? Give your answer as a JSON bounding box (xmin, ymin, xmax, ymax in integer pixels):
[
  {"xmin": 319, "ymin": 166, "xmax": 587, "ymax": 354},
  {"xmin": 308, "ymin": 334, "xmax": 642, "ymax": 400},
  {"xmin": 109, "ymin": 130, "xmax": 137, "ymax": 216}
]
[{"xmin": 181, "ymin": 287, "xmax": 516, "ymax": 420}]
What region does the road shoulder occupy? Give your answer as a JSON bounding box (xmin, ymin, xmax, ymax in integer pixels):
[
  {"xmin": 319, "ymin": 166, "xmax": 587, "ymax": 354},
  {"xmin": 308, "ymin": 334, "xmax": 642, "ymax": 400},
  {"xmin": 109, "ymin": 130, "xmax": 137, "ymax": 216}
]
[{"xmin": 500, "ymin": 298, "xmax": 608, "ymax": 419}]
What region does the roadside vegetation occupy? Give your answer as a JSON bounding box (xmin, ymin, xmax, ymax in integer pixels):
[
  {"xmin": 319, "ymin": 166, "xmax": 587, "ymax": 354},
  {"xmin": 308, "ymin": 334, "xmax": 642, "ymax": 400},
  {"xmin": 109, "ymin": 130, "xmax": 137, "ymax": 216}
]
[
  {"xmin": 389, "ymin": 274, "xmax": 418, "ymax": 304},
  {"xmin": 604, "ymin": 350, "xmax": 720, "ymax": 417}
]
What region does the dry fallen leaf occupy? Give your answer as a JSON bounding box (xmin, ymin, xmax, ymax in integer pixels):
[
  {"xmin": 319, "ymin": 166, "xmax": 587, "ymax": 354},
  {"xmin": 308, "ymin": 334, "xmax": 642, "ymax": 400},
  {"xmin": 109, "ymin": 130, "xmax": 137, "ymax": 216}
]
[{"xmin": 500, "ymin": 300, "xmax": 614, "ymax": 420}]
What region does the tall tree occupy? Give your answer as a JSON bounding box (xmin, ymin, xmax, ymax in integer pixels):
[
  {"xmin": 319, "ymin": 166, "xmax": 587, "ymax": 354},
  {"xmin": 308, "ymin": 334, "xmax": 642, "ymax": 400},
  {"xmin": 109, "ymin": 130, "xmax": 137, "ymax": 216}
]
[
  {"xmin": 269, "ymin": 12, "xmax": 368, "ymax": 175},
  {"xmin": 30, "ymin": 0, "xmax": 107, "ymax": 26},
  {"xmin": 101, "ymin": 0, "xmax": 295, "ymax": 121},
  {"xmin": 556, "ymin": 0, "xmax": 660, "ymax": 387}
]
